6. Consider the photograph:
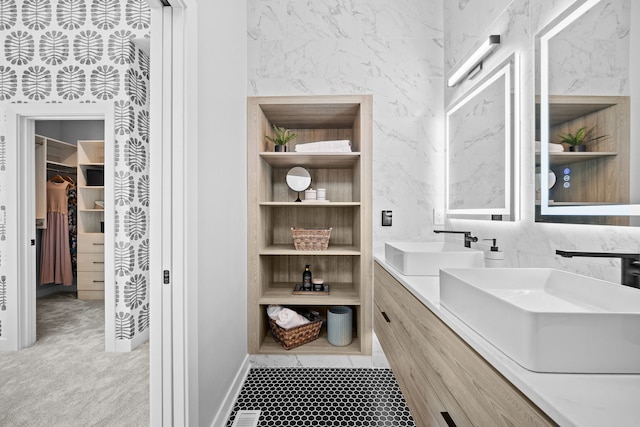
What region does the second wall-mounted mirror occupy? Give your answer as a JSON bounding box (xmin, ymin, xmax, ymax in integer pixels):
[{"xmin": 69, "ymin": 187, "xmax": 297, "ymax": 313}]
[
  {"xmin": 446, "ymin": 55, "xmax": 519, "ymax": 221},
  {"xmin": 536, "ymin": 0, "xmax": 640, "ymax": 226}
]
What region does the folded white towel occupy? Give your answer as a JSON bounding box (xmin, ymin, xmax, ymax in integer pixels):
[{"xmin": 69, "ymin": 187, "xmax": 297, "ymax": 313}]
[
  {"xmin": 276, "ymin": 308, "xmax": 310, "ymax": 330},
  {"xmin": 294, "ymin": 140, "xmax": 352, "ymax": 153},
  {"xmin": 535, "ymin": 141, "xmax": 564, "ymax": 153},
  {"xmin": 548, "ymin": 143, "xmax": 564, "ymax": 152}
]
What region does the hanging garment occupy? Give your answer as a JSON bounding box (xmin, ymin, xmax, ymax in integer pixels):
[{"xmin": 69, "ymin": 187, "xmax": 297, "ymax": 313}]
[
  {"xmin": 40, "ymin": 181, "xmax": 73, "ymax": 286},
  {"xmin": 67, "ymin": 186, "xmax": 77, "ymax": 274}
]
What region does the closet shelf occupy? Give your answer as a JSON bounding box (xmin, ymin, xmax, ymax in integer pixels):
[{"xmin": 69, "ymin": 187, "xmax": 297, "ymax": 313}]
[{"xmin": 47, "ymin": 160, "xmax": 76, "ymax": 169}]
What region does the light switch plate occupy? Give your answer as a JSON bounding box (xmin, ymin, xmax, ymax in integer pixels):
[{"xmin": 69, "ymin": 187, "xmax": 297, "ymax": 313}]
[{"xmin": 382, "ymin": 210, "xmax": 392, "ymax": 226}]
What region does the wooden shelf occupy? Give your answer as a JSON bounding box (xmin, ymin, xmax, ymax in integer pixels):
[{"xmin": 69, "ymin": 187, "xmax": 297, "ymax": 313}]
[
  {"xmin": 535, "ymin": 95, "xmax": 618, "ymax": 128},
  {"xmin": 260, "ymin": 152, "xmax": 361, "ymax": 168},
  {"xmin": 260, "ymin": 282, "xmax": 360, "ymax": 305},
  {"xmin": 260, "ymin": 244, "xmax": 360, "ymax": 256},
  {"xmin": 536, "ymin": 151, "xmax": 617, "ymax": 166},
  {"xmin": 259, "ymin": 331, "xmax": 362, "ymax": 355},
  {"xmin": 260, "ymin": 201, "xmax": 361, "ymax": 207}
]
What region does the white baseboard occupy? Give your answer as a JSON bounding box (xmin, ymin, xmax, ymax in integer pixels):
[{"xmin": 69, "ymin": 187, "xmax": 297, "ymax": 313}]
[
  {"xmin": 111, "ymin": 328, "xmax": 149, "ymax": 352},
  {"xmin": 210, "ymin": 355, "xmax": 251, "ymax": 427}
]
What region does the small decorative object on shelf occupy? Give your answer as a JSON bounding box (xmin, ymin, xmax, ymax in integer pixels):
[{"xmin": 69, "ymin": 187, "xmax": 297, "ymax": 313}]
[
  {"xmin": 265, "ymin": 124, "xmax": 297, "ymax": 152},
  {"xmin": 291, "ymin": 227, "xmax": 332, "ymax": 250},
  {"xmin": 557, "ymin": 126, "xmax": 608, "ymax": 152}
]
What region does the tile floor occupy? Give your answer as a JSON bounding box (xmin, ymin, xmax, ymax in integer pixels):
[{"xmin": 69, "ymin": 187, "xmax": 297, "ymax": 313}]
[{"xmin": 226, "ymin": 367, "xmax": 415, "ymax": 426}]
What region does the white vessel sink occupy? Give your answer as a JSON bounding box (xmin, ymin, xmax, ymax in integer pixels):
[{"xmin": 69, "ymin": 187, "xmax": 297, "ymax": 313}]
[
  {"xmin": 440, "ymin": 268, "xmax": 640, "ymax": 373},
  {"xmin": 384, "ymin": 241, "xmax": 484, "ymax": 276}
]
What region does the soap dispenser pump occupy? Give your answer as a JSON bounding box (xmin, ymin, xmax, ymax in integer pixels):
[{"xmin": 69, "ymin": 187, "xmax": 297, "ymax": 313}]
[{"xmin": 483, "ymin": 238, "xmax": 504, "ymax": 263}]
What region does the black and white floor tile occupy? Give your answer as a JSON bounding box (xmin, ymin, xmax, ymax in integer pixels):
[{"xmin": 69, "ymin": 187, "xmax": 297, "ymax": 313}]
[{"xmin": 226, "ymin": 368, "xmax": 415, "ymax": 427}]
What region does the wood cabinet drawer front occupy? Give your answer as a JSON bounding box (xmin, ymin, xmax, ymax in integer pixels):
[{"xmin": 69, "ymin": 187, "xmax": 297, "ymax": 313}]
[
  {"xmin": 77, "ymin": 290, "xmax": 104, "ymax": 300},
  {"xmin": 374, "ymin": 264, "xmax": 413, "ymax": 354},
  {"xmin": 77, "ymin": 253, "xmax": 105, "ymax": 271},
  {"xmin": 408, "ymin": 292, "xmax": 556, "ymax": 427},
  {"xmin": 411, "ymin": 320, "xmax": 474, "ymax": 427},
  {"xmin": 78, "ymin": 234, "xmax": 105, "ymax": 253},
  {"xmin": 407, "ymin": 367, "xmax": 463, "ymax": 427},
  {"xmin": 77, "ymin": 271, "xmax": 105, "ymax": 291}
]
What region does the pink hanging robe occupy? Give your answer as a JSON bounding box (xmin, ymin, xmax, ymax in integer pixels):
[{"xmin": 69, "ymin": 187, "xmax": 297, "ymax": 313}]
[{"xmin": 40, "ymin": 181, "xmax": 73, "ymax": 286}]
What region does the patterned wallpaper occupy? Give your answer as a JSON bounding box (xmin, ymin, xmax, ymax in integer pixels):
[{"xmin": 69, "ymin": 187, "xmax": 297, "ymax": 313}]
[{"xmin": 0, "ymin": 0, "xmax": 151, "ymax": 347}]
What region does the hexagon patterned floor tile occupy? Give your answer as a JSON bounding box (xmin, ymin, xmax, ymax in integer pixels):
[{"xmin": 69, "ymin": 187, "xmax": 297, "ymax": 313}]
[{"xmin": 226, "ymin": 368, "xmax": 415, "ymax": 426}]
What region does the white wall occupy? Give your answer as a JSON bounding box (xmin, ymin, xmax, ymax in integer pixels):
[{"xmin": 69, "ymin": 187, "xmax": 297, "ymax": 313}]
[
  {"xmin": 190, "ymin": 0, "xmax": 248, "ymax": 425},
  {"xmin": 444, "ymin": 0, "xmax": 640, "ymax": 282}
]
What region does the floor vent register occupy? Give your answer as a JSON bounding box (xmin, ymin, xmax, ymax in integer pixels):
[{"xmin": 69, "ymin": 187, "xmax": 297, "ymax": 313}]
[{"xmin": 231, "ymin": 410, "xmax": 261, "ymax": 427}]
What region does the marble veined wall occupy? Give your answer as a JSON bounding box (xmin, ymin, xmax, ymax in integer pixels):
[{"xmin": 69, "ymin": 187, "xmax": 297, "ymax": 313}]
[
  {"xmin": 444, "ymin": 0, "xmax": 640, "ymax": 283},
  {"xmin": 548, "ymin": 0, "xmax": 630, "ymax": 96},
  {"xmin": 248, "ymin": 0, "xmax": 445, "ymax": 252}
]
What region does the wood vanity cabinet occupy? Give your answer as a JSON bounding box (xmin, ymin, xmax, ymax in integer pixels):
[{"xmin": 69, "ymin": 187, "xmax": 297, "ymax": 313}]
[
  {"xmin": 374, "ymin": 262, "xmax": 557, "ymax": 427},
  {"xmin": 247, "ymin": 95, "xmax": 372, "ymax": 355}
]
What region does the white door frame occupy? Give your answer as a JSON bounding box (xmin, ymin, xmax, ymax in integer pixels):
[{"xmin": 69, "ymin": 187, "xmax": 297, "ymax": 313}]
[
  {"xmin": 5, "ymin": 103, "xmax": 115, "ymax": 351},
  {"xmin": 148, "ymin": 0, "xmax": 193, "ymax": 425}
]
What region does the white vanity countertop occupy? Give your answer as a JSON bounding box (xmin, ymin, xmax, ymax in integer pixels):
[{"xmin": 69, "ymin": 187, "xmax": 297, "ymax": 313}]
[{"xmin": 374, "ymin": 255, "xmax": 640, "ymax": 427}]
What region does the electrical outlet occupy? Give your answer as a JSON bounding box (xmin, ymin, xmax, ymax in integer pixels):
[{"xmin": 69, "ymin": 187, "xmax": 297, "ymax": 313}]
[{"xmin": 433, "ymin": 208, "xmax": 445, "ymax": 226}]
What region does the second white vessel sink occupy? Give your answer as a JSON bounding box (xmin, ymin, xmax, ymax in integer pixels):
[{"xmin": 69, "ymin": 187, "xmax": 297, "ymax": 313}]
[
  {"xmin": 384, "ymin": 241, "xmax": 484, "ymax": 276},
  {"xmin": 440, "ymin": 268, "xmax": 640, "ymax": 373}
]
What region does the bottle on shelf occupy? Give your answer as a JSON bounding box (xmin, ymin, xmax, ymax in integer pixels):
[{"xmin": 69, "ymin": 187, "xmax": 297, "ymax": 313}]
[{"xmin": 302, "ymin": 265, "xmax": 312, "ymax": 291}]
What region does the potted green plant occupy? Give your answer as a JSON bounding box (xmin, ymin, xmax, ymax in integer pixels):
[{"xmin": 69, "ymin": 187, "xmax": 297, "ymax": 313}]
[
  {"xmin": 557, "ymin": 126, "xmax": 608, "ymax": 152},
  {"xmin": 265, "ymin": 125, "xmax": 297, "ymax": 152}
]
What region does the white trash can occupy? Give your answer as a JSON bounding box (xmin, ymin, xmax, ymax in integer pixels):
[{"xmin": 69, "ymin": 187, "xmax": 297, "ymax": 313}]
[{"xmin": 327, "ymin": 306, "xmax": 353, "ymax": 346}]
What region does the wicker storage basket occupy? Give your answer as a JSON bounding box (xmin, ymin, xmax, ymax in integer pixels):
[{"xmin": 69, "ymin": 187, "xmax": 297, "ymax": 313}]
[
  {"xmin": 269, "ymin": 317, "xmax": 323, "ymax": 350},
  {"xmin": 291, "ymin": 227, "xmax": 332, "ymax": 251}
]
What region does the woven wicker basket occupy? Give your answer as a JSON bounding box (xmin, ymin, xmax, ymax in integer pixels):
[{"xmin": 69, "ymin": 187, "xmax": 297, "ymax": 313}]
[
  {"xmin": 291, "ymin": 227, "xmax": 332, "ymax": 251},
  {"xmin": 269, "ymin": 317, "xmax": 323, "ymax": 350}
]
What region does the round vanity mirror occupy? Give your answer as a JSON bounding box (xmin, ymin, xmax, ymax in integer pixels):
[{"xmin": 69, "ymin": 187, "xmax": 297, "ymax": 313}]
[{"xmin": 286, "ymin": 167, "xmax": 311, "ymax": 202}]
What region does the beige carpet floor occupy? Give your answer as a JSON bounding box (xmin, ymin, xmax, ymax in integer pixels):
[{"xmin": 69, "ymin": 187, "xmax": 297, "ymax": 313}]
[{"xmin": 0, "ymin": 293, "xmax": 149, "ymax": 426}]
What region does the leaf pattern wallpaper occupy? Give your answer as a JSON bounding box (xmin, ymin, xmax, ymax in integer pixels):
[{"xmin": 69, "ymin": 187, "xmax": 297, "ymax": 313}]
[
  {"xmin": 0, "ymin": 0, "xmax": 151, "ymax": 345},
  {"xmin": 41, "ymin": 30, "xmax": 70, "ymax": 65}
]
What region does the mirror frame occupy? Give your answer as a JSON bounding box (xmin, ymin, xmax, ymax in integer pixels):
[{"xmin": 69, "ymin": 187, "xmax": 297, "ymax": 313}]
[
  {"xmin": 538, "ymin": 0, "xmax": 640, "ymax": 217},
  {"xmin": 445, "ymin": 54, "xmax": 519, "ymax": 221}
]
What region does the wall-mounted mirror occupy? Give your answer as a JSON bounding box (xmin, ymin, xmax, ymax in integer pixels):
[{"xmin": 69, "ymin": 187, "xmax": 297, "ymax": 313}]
[
  {"xmin": 446, "ymin": 54, "xmax": 519, "ymax": 221},
  {"xmin": 286, "ymin": 166, "xmax": 311, "ymax": 202},
  {"xmin": 536, "ymin": 0, "xmax": 640, "ymax": 226}
]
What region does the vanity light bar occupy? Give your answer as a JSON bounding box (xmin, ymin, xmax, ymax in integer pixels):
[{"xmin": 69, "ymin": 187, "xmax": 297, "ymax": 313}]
[{"xmin": 447, "ymin": 35, "xmax": 501, "ymax": 87}]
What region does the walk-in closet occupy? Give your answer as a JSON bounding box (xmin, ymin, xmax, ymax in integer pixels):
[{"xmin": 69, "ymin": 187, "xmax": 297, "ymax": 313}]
[{"xmin": 34, "ymin": 119, "xmax": 106, "ymax": 324}]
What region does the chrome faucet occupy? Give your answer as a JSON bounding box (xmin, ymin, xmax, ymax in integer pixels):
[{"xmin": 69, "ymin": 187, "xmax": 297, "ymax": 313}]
[
  {"xmin": 555, "ymin": 250, "xmax": 640, "ymax": 289},
  {"xmin": 433, "ymin": 230, "xmax": 478, "ymax": 248}
]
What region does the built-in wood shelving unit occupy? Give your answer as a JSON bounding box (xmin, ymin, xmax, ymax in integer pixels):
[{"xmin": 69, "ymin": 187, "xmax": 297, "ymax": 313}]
[{"xmin": 247, "ymin": 95, "xmax": 372, "ymax": 355}]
